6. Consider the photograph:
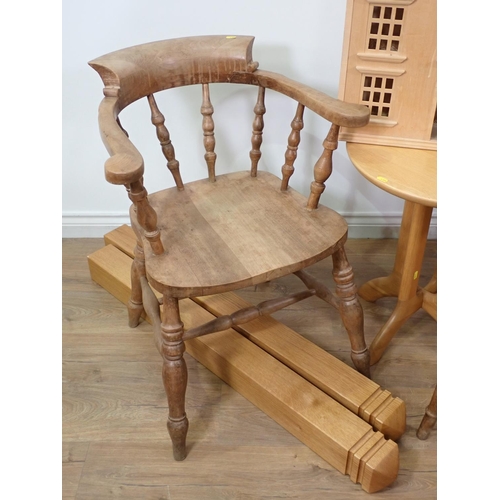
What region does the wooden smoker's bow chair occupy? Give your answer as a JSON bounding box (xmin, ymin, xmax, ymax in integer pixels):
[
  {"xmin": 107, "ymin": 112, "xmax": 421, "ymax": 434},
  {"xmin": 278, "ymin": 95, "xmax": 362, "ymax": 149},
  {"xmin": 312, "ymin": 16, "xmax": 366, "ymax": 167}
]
[{"xmin": 89, "ymin": 35, "xmax": 371, "ymax": 461}]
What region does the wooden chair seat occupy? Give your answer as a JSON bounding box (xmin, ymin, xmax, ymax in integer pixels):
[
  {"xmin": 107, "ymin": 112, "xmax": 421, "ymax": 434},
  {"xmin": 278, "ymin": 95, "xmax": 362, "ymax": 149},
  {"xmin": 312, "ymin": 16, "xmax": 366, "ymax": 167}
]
[{"xmin": 135, "ymin": 171, "xmax": 348, "ymax": 297}]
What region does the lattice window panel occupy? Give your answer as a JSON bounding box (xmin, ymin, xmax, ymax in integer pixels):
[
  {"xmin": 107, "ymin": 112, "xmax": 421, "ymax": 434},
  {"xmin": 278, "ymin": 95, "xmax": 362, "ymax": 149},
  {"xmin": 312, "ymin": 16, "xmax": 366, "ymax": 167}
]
[
  {"xmin": 360, "ymin": 75, "xmax": 394, "ymax": 118},
  {"xmin": 367, "ymin": 5, "xmax": 405, "ymax": 52}
]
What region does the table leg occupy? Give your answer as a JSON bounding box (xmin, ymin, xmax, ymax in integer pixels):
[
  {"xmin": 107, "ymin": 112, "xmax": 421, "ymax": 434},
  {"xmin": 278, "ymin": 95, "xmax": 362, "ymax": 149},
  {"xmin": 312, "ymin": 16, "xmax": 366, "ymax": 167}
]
[
  {"xmin": 417, "ymin": 386, "xmax": 437, "ymax": 440},
  {"xmin": 369, "ymin": 202, "xmax": 433, "ymax": 365},
  {"xmin": 358, "ymin": 201, "xmax": 414, "ymax": 302},
  {"xmin": 424, "ymin": 270, "xmax": 437, "ymax": 294}
]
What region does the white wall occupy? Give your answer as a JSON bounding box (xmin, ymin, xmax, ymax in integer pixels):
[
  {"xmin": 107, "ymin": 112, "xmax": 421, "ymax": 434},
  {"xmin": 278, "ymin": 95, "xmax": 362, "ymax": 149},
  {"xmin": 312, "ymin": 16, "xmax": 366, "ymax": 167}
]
[{"xmin": 62, "ymin": 0, "xmax": 436, "ymax": 238}]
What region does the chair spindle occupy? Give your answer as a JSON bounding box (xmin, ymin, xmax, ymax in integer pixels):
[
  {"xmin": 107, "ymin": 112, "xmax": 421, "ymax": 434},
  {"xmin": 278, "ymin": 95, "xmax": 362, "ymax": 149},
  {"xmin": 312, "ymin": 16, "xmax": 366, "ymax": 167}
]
[
  {"xmin": 281, "ymin": 103, "xmax": 304, "ymax": 191},
  {"xmin": 201, "ymin": 84, "xmax": 217, "ymax": 182},
  {"xmin": 250, "ymin": 86, "xmax": 266, "ymax": 177},
  {"xmin": 128, "ymin": 179, "xmax": 164, "ymax": 255},
  {"xmin": 147, "ymin": 94, "xmax": 184, "ymax": 191},
  {"xmin": 306, "ymin": 124, "xmax": 340, "ymax": 210}
]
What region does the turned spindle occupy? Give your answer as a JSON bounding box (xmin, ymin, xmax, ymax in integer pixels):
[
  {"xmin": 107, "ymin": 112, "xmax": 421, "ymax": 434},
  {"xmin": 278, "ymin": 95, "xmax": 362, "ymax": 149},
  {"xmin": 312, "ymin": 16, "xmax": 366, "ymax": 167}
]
[
  {"xmin": 332, "ymin": 246, "xmax": 370, "ymax": 378},
  {"xmin": 307, "ymin": 124, "xmax": 340, "ymax": 210},
  {"xmin": 201, "ymin": 84, "xmax": 217, "ymax": 182},
  {"xmin": 147, "ymin": 94, "xmax": 184, "ymax": 190},
  {"xmin": 161, "ymin": 296, "xmax": 189, "ymax": 461},
  {"xmin": 128, "ymin": 180, "xmax": 164, "ymax": 255},
  {"xmin": 281, "ymin": 103, "xmax": 304, "ymax": 191},
  {"xmin": 185, "ymin": 289, "xmax": 315, "ymax": 341},
  {"xmin": 250, "ymin": 86, "xmax": 266, "ymax": 177},
  {"xmin": 128, "ymin": 242, "xmax": 145, "ymax": 328}
]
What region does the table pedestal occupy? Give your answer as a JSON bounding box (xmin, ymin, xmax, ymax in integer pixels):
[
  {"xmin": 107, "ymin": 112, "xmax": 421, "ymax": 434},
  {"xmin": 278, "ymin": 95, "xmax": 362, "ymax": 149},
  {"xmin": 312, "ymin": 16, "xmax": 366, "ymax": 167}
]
[{"xmin": 358, "ymin": 201, "xmax": 434, "ymax": 365}]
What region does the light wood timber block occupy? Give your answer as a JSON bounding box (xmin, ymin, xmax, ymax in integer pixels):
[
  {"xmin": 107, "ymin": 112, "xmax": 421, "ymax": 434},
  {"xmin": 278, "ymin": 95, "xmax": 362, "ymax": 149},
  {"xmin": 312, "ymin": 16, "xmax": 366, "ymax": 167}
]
[
  {"xmin": 181, "ymin": 303, "xmax": 399, "ymax": 494},
  {"xmin": 88, "ymin": 241, "xmax": 399, "ymax": 493},
  {"xmin": 104, "ymin": 224, "xmax": 406, "ymax": 441},
  {"xmin": 103, "ymin": 223, "xmax": 136, "ymax": 256},
  {"xmin": 194, "ymin": 293, "xmax": 405, "ymax": 441}
]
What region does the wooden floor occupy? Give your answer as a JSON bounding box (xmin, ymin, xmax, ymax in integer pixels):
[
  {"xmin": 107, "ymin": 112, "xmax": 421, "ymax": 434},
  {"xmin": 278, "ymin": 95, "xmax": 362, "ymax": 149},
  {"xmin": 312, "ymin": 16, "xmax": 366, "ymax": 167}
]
[{"xmin": 63, "ymin": 237, "xmax": 437, "ymax": 499}]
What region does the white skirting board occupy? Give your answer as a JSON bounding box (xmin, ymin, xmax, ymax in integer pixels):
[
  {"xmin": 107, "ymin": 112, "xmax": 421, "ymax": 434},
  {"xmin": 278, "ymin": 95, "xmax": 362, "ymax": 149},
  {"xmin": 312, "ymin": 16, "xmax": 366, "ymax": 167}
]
[{"xmin": 62, "ymin": 211, "xmax": 437, "ymax": 239}]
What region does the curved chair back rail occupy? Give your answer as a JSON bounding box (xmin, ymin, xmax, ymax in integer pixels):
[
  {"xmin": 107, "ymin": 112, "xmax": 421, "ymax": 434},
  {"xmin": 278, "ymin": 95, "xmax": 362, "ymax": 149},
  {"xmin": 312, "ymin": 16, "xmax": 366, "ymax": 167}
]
[
  {"xmin": 89, "ymin": 35, "xmax": 368, "ymax": 126},
  {"xmin": 89, "ymin": 35, "xmax": 259, "ymax": 108}
]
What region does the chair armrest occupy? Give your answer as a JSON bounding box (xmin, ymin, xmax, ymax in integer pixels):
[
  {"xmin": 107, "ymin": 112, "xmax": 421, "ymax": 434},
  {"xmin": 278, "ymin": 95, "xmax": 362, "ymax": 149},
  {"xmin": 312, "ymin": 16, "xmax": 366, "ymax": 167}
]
[
  {"xmin": 98, "ymin": 96, "xmax": 144, "ymax": 185},
  {"xmin": 230, "ymin": 69, "xmax": 369, "ymax": 128}
]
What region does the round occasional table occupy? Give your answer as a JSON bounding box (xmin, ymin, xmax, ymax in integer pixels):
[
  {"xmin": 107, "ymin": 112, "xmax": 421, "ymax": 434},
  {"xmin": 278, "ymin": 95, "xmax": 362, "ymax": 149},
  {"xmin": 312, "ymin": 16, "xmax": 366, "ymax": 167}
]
[{"xmin": 346, "ymin": 142, "xmax": 437, "ymax": 365}]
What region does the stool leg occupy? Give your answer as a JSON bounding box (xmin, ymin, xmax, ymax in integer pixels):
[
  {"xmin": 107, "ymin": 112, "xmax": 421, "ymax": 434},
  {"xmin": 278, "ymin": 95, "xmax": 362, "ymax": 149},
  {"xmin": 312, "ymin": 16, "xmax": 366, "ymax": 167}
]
[
  {"xmin": 417, "ymin": 386, "xmax": 437, "ymax": 440},
  {"xmin": 332, "ymin": 245, "xmax": 371, "ymax": 378},
  {"xmin": 128, "ymin": 242, "xmax": 145, "ymax": 327},
  {"xmin": 161, "ymin": 296, "xmax": 189, "ymax": 461}
]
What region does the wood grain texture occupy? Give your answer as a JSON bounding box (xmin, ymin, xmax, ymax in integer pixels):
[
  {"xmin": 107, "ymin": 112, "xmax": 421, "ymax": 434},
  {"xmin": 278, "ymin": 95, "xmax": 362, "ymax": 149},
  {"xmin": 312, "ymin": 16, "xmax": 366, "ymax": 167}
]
[
  {"xmin": 346, "ymin": 143, "xmax": 436, "ymax": 207},
  {"xmin": 195, "ymin": 293, "xmax": 405, "ymax": 441},
  {"xmin": 250, "ymin": 85, "xmax": 266, "ymax": 177},
  {"xmin": 64, "ymin": 238, "xmax": 436, "ymax": 499},
  {"xmin": 130, "ymin": 171, "xmax": 348, "ymax": 297},
  {"xmin": 181, "ymin": 302, "xmax": 399, "ymax": 493},
  {"xmin": 201, "ymin": 83, "xmax": 217, "ymax": 182},
  {"xmin": 230, "ymin": 69, "xmax": 370, "ymax": 128},
  {"xmin": 89, "ymin": 36, "xmax": 373, "ymax": 464},
  {"xmin": 338, "ymin": 0, "xmax": 437, "ymax": 149},
  {"xmin": 62, "ymin": 442, "xmax": 89, "ymax": 499},
  {"xmin": 89, "ymin": 36, "xmax": 258, "ymax": 108},
  {"xmin": 89, "ymin": 35, "xmax": 369, "ymax": 187},
  {"xmin": 88, "ymin": 240, "xmax": 399, "ymax": 493},
  {"xmin": 307, "ymin": 124, "xmax": 339, "ymax": 210},
  {"xmin": 346, "ymin": 143, "xmax": 436, "ymax": 366},
  {"xmin": 417, "ymin": 386, "xmax": 437, "ymax": 440},
  {"xmin": 281, "ymin": 102, "xmax": 304, "ymax": 190},
  {"xmin": 105, "ymin": 224, "xmax": 405, "ymax": 440},
  {"xmin": 147, "ymin": 93, "xmax": 184, "ymax": 190}
]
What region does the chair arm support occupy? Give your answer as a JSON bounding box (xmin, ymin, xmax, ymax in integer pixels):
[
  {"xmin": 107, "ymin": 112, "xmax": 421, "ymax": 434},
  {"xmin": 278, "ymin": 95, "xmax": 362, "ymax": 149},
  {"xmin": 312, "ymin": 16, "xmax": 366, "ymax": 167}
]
[
  {"xmin": 98, "ymin": 96, "xmax": 144, "ymax": 185},
  {"xmin": 230, "ymin": 70, "xmax": 370, "ymax": 128}
]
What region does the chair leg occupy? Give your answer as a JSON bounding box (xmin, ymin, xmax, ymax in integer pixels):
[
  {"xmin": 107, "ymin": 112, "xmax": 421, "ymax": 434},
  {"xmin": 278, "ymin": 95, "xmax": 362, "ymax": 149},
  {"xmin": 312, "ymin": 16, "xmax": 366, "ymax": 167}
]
[
  {"xmin": 417, "ymin": 386, "xmax": 437, "ymax": 440},
  {"xmin": 161, "ymin": 296, "xmax": 189, "ymax": 461},
  {"xmin": 128, "ymin": 242, "xmax": 145, "ymax": 327},
  {"xmin": 332, "ymin": 245, "xmax": 371, "ymax": 379}
]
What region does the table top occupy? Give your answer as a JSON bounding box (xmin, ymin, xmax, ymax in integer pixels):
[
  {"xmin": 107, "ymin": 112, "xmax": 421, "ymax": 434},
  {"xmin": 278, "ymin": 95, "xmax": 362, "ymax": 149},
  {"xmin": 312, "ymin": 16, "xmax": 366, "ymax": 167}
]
[{"xmin": 346, "ymin": 143, "xmax": 437, "ymax": 208}]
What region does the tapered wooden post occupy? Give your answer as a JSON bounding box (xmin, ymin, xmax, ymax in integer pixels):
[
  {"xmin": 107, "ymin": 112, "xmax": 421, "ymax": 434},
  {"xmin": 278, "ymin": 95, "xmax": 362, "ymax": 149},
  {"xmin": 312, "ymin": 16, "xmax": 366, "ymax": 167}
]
[
  {"xmin": 128, "ymin": 242, "xmax": 145, "ymax": 327},
  {"xmin": 128, "ymin": 180, "xmax": 164, "ymax": 255},
  {"xmin": 250, "ymin": 86, "xmax": 266, "ymax": 177},
  {"xmin": 333, "ymin": 246, "xmax": 371, "ymax": 378},
  {"xmin": 161, "ymin": 296, "xmax": 189, "ymax": 461},
  {"xmin": 307, "ymin": 124, "xmax": 339, "ymax": 209},
  {"xmin": 281, "ymin": 103, "xmax": 304, "ymax": 191},
  {"xmin": 201, "ymin": 84, "xmax": 217, "ymax": 182},
  {"xmin": 147, "ymin": 94, "xmax": 184, "ymax": 190},
  {"xmin": 417, "ymin": 386, "xmax": 437, "ymax": 440}
]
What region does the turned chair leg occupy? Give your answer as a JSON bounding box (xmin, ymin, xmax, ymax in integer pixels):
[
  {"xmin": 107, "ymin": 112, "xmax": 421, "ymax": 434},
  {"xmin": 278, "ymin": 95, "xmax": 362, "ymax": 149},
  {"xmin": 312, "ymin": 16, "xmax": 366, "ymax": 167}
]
[
  {"xmin": 128, "ymin": 242, "xmax": 145, "ymax": 327},
  {"xmin": 161, "ymin": 296, "xmax": 189, "ymax": 461},
  {"xmin": 332, "ymin": 245, "xmax": 371, "ymax": 379},
  {"xmin": 417, "ymin": 386, "xmax": 437, "ymax": 440}
]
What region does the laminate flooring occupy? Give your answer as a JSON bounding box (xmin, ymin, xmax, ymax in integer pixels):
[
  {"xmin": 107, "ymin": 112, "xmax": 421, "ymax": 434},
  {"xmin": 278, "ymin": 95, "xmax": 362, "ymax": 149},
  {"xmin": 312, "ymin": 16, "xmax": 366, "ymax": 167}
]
[{"xmin": 62, "ymin": 237, "xmax": 437, "ymax": 499}]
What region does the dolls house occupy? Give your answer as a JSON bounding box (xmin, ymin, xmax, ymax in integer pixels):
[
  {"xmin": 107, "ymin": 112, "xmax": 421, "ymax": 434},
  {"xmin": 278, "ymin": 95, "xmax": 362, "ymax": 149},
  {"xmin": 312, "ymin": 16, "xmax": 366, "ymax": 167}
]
[{"xmin": 338, "ymin": 0, "xmax": 436, "ymax": 149}]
